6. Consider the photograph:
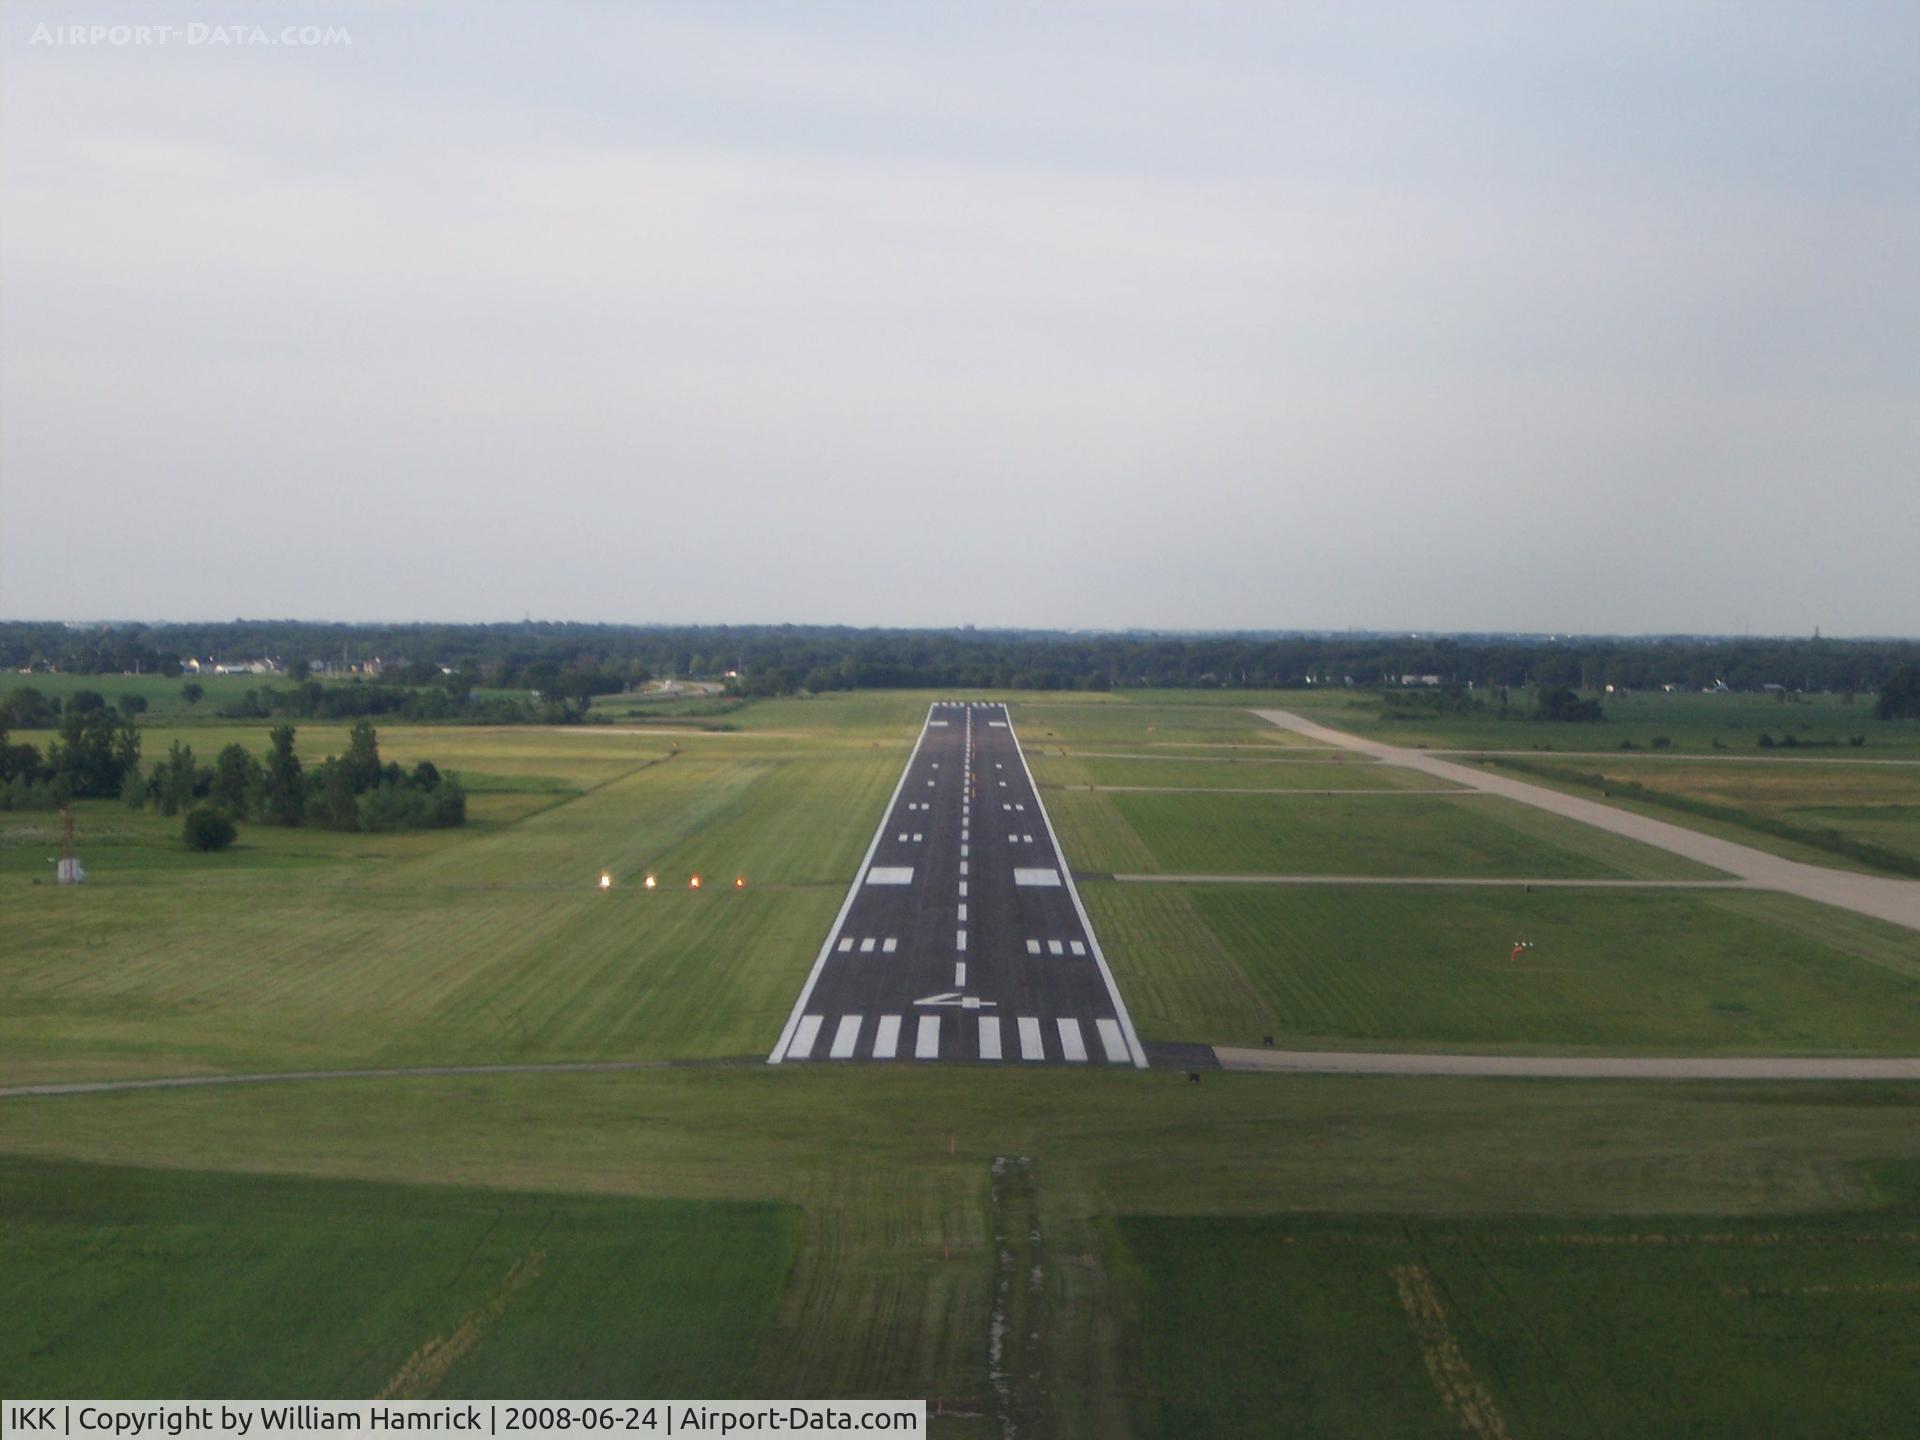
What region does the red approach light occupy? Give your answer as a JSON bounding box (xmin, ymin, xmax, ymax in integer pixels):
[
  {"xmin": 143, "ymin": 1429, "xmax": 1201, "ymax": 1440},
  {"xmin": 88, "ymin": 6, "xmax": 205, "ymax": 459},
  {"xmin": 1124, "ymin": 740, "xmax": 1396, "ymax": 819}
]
[
  {"xmin": 735, "ymin": 876, "xmax": 746, "ymax": 889},
  {"xmin": 689, "ymin": 874, "xmax": 702, "ymax": 890}
]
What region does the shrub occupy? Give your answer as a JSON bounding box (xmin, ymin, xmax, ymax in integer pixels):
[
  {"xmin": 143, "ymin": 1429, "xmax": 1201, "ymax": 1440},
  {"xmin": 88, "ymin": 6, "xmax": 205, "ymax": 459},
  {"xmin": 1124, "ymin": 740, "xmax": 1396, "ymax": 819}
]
[{"xmin": 182, "ymin": 807, "xmax": 236, "ymax": 852}]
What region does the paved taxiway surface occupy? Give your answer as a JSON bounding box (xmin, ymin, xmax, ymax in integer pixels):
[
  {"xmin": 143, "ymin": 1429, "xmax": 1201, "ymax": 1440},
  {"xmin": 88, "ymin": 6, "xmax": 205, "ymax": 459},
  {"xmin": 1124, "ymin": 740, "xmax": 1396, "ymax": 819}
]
[
  {"xmin": 1255, "ymin": 709, "xmax": 1920, "ymax": 934},
  {"xmin": 769, "ymin": 703, "xmax": 1146, "ymax": 1066}
]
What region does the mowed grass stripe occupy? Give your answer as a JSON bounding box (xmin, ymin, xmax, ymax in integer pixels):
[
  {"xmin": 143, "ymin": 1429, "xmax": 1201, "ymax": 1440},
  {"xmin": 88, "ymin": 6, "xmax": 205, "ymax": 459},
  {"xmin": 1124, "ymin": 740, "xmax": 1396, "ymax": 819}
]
[{"xmin": 1, "ymin": 883, "xmax": 842, "ymax": 1082}]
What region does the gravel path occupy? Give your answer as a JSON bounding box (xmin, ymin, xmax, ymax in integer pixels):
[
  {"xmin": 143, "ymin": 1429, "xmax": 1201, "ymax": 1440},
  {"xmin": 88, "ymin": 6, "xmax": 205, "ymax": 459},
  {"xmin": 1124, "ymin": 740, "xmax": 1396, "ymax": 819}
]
[
  {"xmin": 1215, "ymin": 1047, "xmax": 1920, "ymax": 1079},
  {"xmin": 1253, "ymin": 710, "xmax": 1920, "ymax": 933},
  {"xmin": 1113, "ymin": 874, "xmax": 1751, "ymax": 888},
  {"xmin": 0, "ymin": 1057, "xmax": 756, "ymax": 1101}
]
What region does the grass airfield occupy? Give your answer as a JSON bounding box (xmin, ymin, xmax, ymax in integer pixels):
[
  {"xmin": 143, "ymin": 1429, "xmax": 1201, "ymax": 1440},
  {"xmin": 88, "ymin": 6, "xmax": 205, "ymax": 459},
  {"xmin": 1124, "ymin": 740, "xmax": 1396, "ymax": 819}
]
[{"xmin": 6, "ymin": 687, "xmax": 1920, "ymax": 1434}]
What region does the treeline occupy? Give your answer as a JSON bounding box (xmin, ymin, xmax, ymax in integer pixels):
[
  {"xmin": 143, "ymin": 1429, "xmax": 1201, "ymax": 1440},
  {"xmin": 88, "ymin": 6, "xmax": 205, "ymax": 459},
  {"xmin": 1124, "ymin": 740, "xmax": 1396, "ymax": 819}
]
[
  {"xmin": 129, "ymin": 721, "xmax": 466, "ymax": 833},
  {"xmin": 215, "ymin": 680, "xmax": 590, "ymax": 724},
  {"xmin": 4, "ymin": 620, "xmax": 1920, "ymax": 698}
]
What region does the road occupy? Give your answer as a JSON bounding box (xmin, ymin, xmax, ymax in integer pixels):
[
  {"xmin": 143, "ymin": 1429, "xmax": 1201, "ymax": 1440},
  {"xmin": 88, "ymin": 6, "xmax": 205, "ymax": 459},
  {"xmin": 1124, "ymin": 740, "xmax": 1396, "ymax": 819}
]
[
  {"xmin": 768, "ymin": 702, "xmax": 1147, "ymax": 1066},
  {"xmin": 1254, "ymin": 710, "xmax": 1920, "ymax": 934}
]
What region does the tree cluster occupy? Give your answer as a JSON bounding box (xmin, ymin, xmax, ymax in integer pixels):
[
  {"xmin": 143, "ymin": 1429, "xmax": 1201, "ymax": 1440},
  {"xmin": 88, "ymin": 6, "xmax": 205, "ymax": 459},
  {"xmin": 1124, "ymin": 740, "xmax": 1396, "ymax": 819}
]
[
  {"xmin": 0, "ymin": 708, "xmax": 141, "ymax": 810},
  {"xmin": 125, "ymin": 721, "xmax": 466, "ymax": 835},
  {"xmin": 1878, "ymin": 666, "xmax": 1920, "ymax": 721}
]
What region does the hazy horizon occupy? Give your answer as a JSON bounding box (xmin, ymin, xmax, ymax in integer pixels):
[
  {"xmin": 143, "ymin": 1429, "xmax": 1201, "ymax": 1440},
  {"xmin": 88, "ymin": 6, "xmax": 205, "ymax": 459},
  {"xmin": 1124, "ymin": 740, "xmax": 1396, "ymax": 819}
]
[{"xmin": 4, "ymin": 2, "xmax": 1917, "ymax": 634}]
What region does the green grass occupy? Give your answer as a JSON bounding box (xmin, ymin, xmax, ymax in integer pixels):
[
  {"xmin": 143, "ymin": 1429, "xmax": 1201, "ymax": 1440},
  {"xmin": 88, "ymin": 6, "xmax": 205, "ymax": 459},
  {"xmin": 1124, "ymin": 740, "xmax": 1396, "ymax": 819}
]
[
  {"xmin": 1009, "ymin": 700, "xmax": 1315, "ymax": 753},
  {"xmin": 1084, "ymin": 883, "xmax": 1920, "ymax": 1053},
  {"xmin": 1048, "ymin": 788, "xmax": 1721, "ymax": 879},
  {"xmin": 1112, "ymin": 1186, "xmax": 1920, "ymax": 1440},
  {"xmin": 1029, "ymin": 754, "xmax": 1433, "ymax": 791},
  {"xmin": 0, "ymin": 719, "xmax": 900, "ymax": 1083},
  {"xmin": 0, "ymin": 1156, "xmax": 794, "ymax": 1398},
  {"xmin": 13, "ymin": 1070, "xmax": 1920, "ymax": 1424},
  {"xmin": 9, "ymin": 688, "xmax": 1920, "ymax": 1432}
]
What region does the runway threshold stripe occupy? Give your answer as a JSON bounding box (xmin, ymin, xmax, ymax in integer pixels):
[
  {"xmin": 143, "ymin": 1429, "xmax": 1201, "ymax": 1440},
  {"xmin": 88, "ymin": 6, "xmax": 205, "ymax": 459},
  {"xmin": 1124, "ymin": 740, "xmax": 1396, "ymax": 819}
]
[
  {"xmin": 915, "ymin": 1016, "xmax": 941, "ymax": 1059},
  {"xmin": 1070, "ymin": 941, "xmax": 1086, "ymax": 956},
  {"xmin": 1096, "ymin": 1019, "xmax": 1128, "ymax": 1063},
  {"xmin": 769, "ymin": 702, "xmax": 937, "ymax": 1066},
  {"xmin": 788, "ymin": 1015, "xmax": 824, "ymax": 1060},
  {"xmin": 1057, "ymin": 1018, "xmax": 1088, "ymax": 1063},
  {"xmin": 1026, "ymin": 939, "xmax": 1041, "ymax": 955},
  {"xmin": 979, "ymin": 1016, "xmax": 1003, "ymax": 1061},
  {"xmin": 829, "ymin": 1014, "xmax": 863, "ymax": 1059},
  {"xmin": 1018, "ymin": 1017, "xmax": 1045, "ymax": 1061},
  {"xmin": 873, "ymin": 1015, "xmax": 901, "ymax": 1059},
  {"xmin": 837, "ymin": 938, "xmax": 853, "ymax": 953}
]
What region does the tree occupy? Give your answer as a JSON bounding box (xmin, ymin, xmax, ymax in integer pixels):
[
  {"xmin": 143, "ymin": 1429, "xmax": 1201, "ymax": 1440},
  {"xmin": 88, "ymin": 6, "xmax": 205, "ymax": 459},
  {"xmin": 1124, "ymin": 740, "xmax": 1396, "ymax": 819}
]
[
  {"xmin": 181, "ymin": 682, "xmax": 205, "ymax": 707},
  {"xmin": 290, "ymin": 659, "xmax": 312, "ymax": 683},
  {"xmin": 67, "ymin": 690, "xmax": 107, "ymax": 715},
  {"xmin": 182, "ymin": 807, "xmax": 237, "ymax": 852},
  {"xmin": 342, "ymin": 720, "xmax": 383, "ymax": 793},
  {"xmin": 1534, "ymin": 686, "xmax": 1605, "ymax": 723},
  {"xmin": 262, "ymin": 724, "xmax": 304, "ymax": 826},
  {"xmin": 157, "ymin": 740, "xmax": 200, "ymax": 816},
  {"xmin": 0, "ymin": 688, "xmax": 58, "ymax": 728},
  {"xmin": 1877, "ymin": 666, "xmax": 1920, "ymax": 721},
  {"xmin": 45, "ymin": 709, "xmax": 141, "ymax": 797},
  {"xmin": 308, "ymin": 757, "xmax": 361, "ymax": 831},
  {"xmin": 0, "ymin": 727, "xmax": 44, "ymax": 785},
  {"xmin": 117, "ymin": 693, "xmax": 149, "ymax": 717},
  {"xmin": 209, "ymin": 743, "xmax": 262, "ymax": 818}
]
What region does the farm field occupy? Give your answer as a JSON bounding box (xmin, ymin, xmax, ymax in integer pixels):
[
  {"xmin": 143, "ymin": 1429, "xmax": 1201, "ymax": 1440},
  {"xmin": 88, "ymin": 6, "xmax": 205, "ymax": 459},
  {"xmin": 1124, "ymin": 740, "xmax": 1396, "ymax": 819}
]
[
  {"xmin": 12, "ymin": 1072, "xmax": 1920, "ymax": 1429},
  {"xmin": 1083, "ymin": 882, "xmax": 1920, "ymax": 1054},
  {"xmin": 1047, "ymin": 787, "xmax": 1724, "ymax": 879},
  {"xmin": 1261, "ymin": 685, "xmax": 1920, "ymax": 756},
  {"xmin": 1113, "ymin": 1187, "xmax": 1920, "ymax": 1440},
  {"xmin": 5, "ymin": 688, "xmax": 1920, "ymax": 1432},
  {"xmin": 0, "ymin": 1156, "xmax": 794, "ymax": 1399},
  {"xmin": 1479, "ymin": 754, "xmax": 1920, "ymax": 879}
]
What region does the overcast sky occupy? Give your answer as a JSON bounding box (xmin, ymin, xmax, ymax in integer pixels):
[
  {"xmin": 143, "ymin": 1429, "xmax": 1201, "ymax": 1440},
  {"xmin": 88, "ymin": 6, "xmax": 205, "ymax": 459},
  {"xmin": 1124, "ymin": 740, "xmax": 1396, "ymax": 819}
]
[{"xmin": 2, "ymin": 2, "xmax": 1916, "ymax": 634}]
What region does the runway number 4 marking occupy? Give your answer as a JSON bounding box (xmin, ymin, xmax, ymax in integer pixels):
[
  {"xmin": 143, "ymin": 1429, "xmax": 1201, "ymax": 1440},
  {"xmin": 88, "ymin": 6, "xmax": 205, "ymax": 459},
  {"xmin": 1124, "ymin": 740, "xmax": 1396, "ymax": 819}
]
[{"xmin": 915, "ymin": 991, "xmax": 996, "ymax": 1009}]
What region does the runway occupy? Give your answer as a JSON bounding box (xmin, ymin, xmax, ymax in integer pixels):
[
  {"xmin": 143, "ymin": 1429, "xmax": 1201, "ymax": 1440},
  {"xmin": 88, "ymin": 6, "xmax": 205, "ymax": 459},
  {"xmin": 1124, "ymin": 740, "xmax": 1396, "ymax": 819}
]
[{"xmin": 768, "ymin": 702, "xmax": 1147, "ymax": 1067}]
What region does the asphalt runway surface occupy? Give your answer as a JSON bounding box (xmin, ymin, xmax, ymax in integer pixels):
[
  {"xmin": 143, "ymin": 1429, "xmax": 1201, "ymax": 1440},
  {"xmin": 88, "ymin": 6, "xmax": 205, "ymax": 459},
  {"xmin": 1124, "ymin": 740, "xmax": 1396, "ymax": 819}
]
[{"xmin": 769, "ymin": 702, "xmax": 1147, "ymax": 1067}]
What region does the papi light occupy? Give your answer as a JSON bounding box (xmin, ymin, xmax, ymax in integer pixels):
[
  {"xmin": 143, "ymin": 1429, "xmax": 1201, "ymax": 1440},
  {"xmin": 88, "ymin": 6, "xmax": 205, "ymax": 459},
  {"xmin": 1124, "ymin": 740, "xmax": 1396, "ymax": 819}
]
[{"xmin": 598, "ymin": 871, "xmax": 612, "ymax": 891}]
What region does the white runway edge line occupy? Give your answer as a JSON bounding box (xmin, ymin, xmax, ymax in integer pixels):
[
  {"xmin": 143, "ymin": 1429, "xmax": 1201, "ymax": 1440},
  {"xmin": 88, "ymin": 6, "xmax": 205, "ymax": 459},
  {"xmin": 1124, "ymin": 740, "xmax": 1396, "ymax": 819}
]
[
  {"xmin": 769, "ymin": 704, "xmax": 937, "ymax": 1064},
  {"xmin": 1007, "ymin": 704, "xmax": 1150, "ymax": 1067}
]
